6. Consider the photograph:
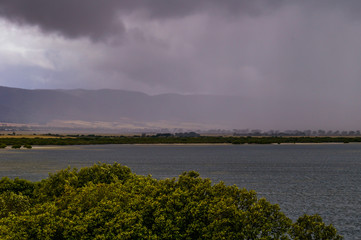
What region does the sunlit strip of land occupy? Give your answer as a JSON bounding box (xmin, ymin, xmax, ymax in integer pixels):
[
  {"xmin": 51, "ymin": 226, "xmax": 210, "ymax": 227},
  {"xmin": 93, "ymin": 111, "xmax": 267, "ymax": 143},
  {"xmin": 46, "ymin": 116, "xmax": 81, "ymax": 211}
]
[{"xmin": 0, "ymin": 134, "xmax": 62, "ymax": 138}]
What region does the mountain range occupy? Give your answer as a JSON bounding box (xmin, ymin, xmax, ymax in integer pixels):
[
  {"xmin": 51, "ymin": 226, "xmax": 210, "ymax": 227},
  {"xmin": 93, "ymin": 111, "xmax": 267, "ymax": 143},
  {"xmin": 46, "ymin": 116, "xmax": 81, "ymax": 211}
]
[{"xmin": 0, "ymin": 86, "xmax": 248, "ymax": 130}]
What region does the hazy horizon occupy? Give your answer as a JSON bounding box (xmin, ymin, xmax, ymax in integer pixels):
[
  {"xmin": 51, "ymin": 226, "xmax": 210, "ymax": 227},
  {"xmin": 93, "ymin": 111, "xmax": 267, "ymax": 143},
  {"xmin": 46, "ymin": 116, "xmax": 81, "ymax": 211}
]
[{"xmin": 1, "ymin": 1, "xmax": 361, "ymax": 130}]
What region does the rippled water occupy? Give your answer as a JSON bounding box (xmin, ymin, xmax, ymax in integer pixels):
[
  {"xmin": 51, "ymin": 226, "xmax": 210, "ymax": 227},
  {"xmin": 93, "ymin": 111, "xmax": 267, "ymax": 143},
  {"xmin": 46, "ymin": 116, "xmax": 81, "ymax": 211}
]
[{"xmin": 0, "ymin": 144, "xmax": 360, "ymax": 239}]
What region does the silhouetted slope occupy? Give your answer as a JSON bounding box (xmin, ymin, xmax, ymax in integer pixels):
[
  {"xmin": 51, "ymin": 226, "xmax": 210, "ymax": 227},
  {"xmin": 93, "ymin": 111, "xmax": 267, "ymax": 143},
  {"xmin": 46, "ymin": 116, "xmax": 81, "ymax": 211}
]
[{"xmin": 0, "ymin": 86, "xmax": 244, "ymax": 126}]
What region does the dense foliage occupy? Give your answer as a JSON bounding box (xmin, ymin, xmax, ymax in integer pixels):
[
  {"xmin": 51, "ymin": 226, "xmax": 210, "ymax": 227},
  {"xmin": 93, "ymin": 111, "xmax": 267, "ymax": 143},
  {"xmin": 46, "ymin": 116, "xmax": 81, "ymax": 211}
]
[
  {"xmin": 0, "ymin": 163, "xmax": 342, "ymax": 239},
  {"xmin": 0, "ymin": 135, "xmax": 361, "ymax": 147}
]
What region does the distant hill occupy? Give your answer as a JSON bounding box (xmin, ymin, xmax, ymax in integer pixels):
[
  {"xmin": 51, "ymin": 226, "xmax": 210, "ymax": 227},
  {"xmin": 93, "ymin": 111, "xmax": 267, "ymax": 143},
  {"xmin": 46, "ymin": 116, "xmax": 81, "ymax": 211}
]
[{"xmin": 0, "ymin": 86, "xmax": 246, "ymax": 129}]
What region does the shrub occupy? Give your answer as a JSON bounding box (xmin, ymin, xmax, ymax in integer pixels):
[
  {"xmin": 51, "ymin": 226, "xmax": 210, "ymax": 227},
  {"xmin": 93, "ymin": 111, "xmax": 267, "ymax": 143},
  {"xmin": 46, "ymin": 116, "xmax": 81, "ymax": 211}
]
[{"xmin": 0, "ymin": 163, "xmax": 343, "ymax": 239}]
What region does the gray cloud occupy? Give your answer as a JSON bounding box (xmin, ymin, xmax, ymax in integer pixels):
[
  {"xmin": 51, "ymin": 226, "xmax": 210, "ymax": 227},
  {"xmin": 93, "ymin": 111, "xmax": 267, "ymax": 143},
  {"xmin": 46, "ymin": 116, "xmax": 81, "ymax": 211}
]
[
  {"xmin": 0, "ymin": 0, "xmax": 124, "ymax": 40},
  {"xmin": 2, "ymin": 0, "xmax": 361, "ymax": 130},
  {"xmin": 0, "ymin": 0, "xmax": 286, "ymax": 41},
  {"xmin": 0, "ymin": 0, "xmax": 361, "ymax": 41}
]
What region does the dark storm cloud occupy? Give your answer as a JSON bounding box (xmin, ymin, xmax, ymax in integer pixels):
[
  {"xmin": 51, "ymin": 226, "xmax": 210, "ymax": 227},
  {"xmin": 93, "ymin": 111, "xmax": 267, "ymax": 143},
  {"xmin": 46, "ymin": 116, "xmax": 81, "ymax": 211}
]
[
  {"xmin": 0, "ymin": 0, "xmax": 286, "ymax": 41},
  {"xmin": 0, "ymin": 0, "xmax": 360, "ymax": 41},
  {"xmin": 0, "ymin": 0, "xmax": 124, "ymax": 40},
  {"xmin": 2, "ymin": 0, "xmax": 361, "ymax": 130}
]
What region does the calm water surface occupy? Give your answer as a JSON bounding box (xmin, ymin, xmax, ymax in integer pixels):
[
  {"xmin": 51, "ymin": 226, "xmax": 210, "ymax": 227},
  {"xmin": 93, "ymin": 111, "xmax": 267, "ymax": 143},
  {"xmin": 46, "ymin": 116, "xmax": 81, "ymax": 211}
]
[{"xmin": 0, "ymin": 144, "xmax": 360, "ymax": 239}]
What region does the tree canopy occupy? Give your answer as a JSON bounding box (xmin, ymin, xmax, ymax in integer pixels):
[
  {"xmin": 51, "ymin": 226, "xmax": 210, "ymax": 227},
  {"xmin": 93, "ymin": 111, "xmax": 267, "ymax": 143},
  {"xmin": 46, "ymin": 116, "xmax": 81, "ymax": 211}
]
[{"xmin": 0, "ymin": 163, "xmax": 342, "ymax": 239}]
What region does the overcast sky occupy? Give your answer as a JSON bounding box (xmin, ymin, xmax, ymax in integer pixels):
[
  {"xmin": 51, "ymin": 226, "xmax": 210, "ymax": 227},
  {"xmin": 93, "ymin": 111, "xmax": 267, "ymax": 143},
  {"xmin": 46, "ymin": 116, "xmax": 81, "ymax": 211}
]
[{"xmin": 1, "ymin": 0, "xmax": 361, "ymax": 129}]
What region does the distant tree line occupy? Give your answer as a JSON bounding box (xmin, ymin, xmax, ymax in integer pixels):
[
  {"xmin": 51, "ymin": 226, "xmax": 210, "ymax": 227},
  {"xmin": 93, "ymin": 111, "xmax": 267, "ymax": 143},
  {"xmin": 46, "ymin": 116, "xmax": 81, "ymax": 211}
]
[
  {"xmin": 233, "ymin": 129, "xmax": 361, "ymax": 137},
  {"xmin": 1, "ymin": 135, "xmax": 361, "ymax": 147},
  {"xmin": 0, "ymin": 163, "xmax": 342, "ymax": 239}
]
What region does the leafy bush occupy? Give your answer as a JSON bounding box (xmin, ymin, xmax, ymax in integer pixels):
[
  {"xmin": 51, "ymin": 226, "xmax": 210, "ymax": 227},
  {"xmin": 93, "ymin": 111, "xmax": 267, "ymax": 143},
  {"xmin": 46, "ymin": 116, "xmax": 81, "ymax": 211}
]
[
  {"xmin": 0, "ymin": 177, "xmax": 36, "ymax": 197},
  {"xmin": 0, "ymin": 163, "xmax": 343, "ymax": 239},
  {"xmin": 290, "ymin": 214, "xmax": 342, "ymax": 240}
]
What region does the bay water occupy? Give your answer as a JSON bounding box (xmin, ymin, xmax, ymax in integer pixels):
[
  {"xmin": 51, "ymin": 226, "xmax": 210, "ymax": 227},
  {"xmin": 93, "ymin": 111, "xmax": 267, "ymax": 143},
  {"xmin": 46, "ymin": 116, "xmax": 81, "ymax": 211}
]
[{"xmin": 0, "ymin": 144, "xmax": 360, "ymax": 239}]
